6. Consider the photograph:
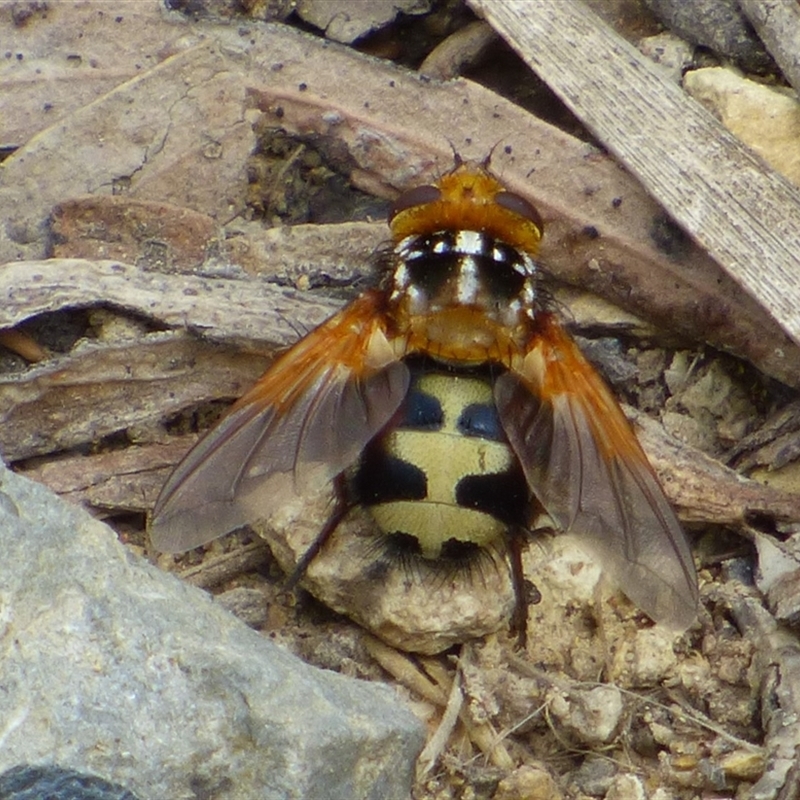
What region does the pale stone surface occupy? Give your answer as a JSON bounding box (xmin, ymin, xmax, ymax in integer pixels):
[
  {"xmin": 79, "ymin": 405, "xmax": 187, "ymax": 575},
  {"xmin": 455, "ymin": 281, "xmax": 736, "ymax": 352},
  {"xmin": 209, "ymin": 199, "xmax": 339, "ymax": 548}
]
[
  {"xmin": 255, "ymin": 489, "xmax": 516, "ymax": 654},
  {"xmin": 638, "ymin": 32, "xmax": 694, "ymax": 83},
  {"xmin": 547, "ymin": 685, "xmax": 623, "ymax": 746},
  {"xmin": 295, "ymin": 0, "xmax": 431, "ymax": 44},
  {"xmin": 605, "ymin": 774, "xmax": 646, "ymax": 800},
  {"xmin": 493, "ymin": 765, "xmax": 563, "ymax": 800},
  {"xmin": 609, "ymin": 626, "xmax": 680, "ymax": 687},
  {"xmin": 684, "ymin": 66, "xmax": 800, "ymax": 187},
  {"xmin": 0, "ymin": 462, "xmax": 423, "ymax": 800}
]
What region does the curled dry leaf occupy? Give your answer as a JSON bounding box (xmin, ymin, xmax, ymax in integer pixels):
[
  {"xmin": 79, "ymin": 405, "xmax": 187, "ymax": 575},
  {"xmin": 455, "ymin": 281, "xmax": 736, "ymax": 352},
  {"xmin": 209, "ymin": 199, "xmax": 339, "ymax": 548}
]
[
  {"xmin": 0, "ymin": 259, "xmax": 341, "ymax": 352},
  {"xmin": 0, "ymin": 258, "xmax": 352, "ymax": 469},
  {"xmin": 0, "ymin": 332, "xmax": 267, "ymax": 462},
  {"xmin": 14, "ymin": 439, "xmax": 196, "ymax": 516},
  {"xmin": 48, "ymin": 197, "xmax": 225, "ymax": 273},
  {"xmin": 50, "ymin": 196, "xmax": 386, "ymax": 285}
]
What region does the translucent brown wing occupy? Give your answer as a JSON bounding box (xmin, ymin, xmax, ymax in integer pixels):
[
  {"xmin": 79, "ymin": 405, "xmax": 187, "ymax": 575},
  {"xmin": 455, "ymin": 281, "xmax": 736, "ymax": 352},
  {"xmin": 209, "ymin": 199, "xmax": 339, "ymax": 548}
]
[
  {"xmin": 150, "ymin": 291, "xmax": 410, "ymax": 553},
  {"xmin": 495, "ymin": 315, "xmax": 698, "ymax": 631}
]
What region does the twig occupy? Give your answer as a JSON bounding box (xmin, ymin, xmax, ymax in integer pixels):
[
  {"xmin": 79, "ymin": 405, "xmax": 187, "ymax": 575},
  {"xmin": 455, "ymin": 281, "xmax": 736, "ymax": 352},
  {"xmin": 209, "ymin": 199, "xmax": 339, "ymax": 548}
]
[
  {"xmin": 177, "ymin": 541, "xmax": 272, "ymax": 589},
  {"xmin": 419, "ymin": 20, "xmax": 496, "ymax": 80},
  {"xmin": 469, "ymin": 0, "xmax": 800, "ymax": 349},
  {"xmin": 722, "ymin": 583, "xmax": 800, "ymax": 800},
  {"xmin": 739, "ymin": 0, "xmax": 800, "ymax": 97}
]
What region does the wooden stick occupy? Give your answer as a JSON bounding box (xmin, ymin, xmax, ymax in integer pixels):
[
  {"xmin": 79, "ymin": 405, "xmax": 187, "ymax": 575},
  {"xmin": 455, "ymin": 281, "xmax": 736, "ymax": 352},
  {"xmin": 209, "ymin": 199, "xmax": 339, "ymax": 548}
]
[
  {"xmin": 740, "ymin": 0, "xmax": 800, "ymax": 97},
  {"xmin": 469, "ymin": 0, "xmax": 800, "ymax": 349}
]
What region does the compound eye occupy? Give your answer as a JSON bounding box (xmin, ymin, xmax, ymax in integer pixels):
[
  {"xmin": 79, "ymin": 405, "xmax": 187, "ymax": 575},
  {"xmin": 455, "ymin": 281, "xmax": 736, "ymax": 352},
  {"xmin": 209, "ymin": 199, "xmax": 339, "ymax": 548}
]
[
  {"xmin": 388, "ymin": 184, "xmax": 442, "ymax": 222},
  {"xmin": 495, "ymin": 191, "xmax": 544, "ymax": 232}
]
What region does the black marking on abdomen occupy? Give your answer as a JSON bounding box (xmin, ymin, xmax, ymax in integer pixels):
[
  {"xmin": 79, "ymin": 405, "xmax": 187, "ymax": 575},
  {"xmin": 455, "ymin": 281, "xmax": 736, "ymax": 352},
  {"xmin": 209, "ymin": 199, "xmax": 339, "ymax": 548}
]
[
  {"xmin": 349, "ymin": 363, "xmax": 531, "ymax": 562},
  {"xmin": 456, "ymin": 470, "xmax": 529, "ymax": 527},
  {"xmin": 402, "ymin": 388, "xmax": 443, "ymax": 430},
  {"xmin": 457, "ymin": 402, "xmax": 504, "ymax": 440},
  {"xmin": 352, "ymin": 448, "xmax": 426, "ymax": 504}
]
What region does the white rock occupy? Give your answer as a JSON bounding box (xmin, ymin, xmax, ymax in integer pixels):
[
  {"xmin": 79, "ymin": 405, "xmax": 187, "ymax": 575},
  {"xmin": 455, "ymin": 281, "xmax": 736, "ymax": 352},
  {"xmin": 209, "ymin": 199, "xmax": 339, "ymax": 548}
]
[
  {"xmin": 605, "ymin": 773, "xmax": 646, "ymax": 800},
  {"xmin": 609, "ymin": 624, "xmax": 684, "ymax": 689},
  {"xmin": 255, "ymin": 489, "xmax": 515, "ymax": 654},
  {"xmin": 548, "ymin": 685, "xmax": 623, "ymax": 746},
  {"xmin": 639, "ymin": 33, "xmax": 694, "ymax": 83}
]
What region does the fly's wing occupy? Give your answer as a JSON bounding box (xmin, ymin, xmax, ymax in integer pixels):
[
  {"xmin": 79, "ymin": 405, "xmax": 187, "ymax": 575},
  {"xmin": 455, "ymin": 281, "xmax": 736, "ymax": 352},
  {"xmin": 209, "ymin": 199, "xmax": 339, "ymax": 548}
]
[
  {"xmin": 150, "ymin": 291, "xmax": 410, "ymax": 553},
  {"xmin": 495, "ymin": 315, "xmax": 698, "ymax": 632}
]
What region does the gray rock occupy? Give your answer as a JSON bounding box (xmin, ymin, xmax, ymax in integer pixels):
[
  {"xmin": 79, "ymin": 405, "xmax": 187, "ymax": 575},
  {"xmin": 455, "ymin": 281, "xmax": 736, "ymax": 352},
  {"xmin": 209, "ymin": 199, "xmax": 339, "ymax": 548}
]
[
  {"xmin": 643, "ymin": 0, "xmax": 774, "ymax": 73},
  {"xmin": 0, "ymin": 764, "xmax": 142, "ymax": 800},
  {"xmin": 568, "ymin": 756, "xmax": 616, "ymax": 796},
  {"xmin": 0, "ymin": 463, "xmax": 423, "ymax": 800}
]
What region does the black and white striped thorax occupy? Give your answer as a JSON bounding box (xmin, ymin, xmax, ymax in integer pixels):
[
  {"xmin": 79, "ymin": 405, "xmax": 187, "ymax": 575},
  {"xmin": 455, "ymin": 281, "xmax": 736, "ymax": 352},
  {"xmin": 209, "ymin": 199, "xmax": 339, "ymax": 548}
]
[{"xmin": 390, "ymin": 229, "xmax": 542, "ymax": 323}]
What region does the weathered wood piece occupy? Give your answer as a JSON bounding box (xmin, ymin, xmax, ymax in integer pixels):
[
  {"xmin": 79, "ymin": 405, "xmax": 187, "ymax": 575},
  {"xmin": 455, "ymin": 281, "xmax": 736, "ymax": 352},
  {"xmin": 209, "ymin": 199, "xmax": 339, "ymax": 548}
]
[
  {"xmin": 470, "ymin": 0, "xmax": 800, "ymax": 353},
  {"xmin": 740, "ymin": 0, "xmax": 800, "ymax": 97},
  {"xmin": 0, "ymin": 258, "xmax": 340, "ymax": 349}
]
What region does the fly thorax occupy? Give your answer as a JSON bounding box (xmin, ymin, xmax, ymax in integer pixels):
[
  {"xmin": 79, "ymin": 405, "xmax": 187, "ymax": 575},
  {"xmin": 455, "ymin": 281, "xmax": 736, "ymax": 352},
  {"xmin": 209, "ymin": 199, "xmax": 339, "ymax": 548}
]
[{"xmin": 390, "ymin": 230, "xmax": 540, "ymax": 327}]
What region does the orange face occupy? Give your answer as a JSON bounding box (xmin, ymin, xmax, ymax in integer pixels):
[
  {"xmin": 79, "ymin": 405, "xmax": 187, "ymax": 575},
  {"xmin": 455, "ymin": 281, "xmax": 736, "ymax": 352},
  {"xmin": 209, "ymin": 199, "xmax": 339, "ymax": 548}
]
[
  {"xmin": 389, "ymin": 163, "xmax": 543, "ymax": 255},
  {"xmin": 150, "ymin": 161, "xmax": 698, "ymax": 641}
]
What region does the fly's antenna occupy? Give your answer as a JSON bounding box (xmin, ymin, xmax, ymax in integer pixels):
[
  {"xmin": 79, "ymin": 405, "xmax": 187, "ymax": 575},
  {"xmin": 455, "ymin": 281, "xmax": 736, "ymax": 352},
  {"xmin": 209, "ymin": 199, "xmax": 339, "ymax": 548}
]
[
  {"xmin": 446, "ymin": 139, "xmax": 464, "ymax": 168},
  {"xmin": 482, "ymin": 139, "xmax": 510, "ymax": 171}
]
